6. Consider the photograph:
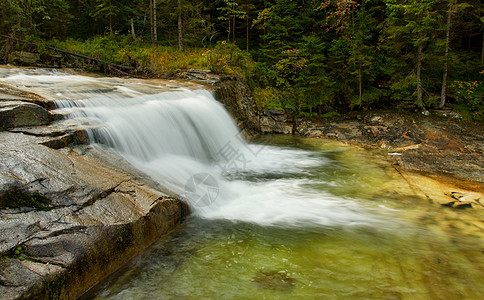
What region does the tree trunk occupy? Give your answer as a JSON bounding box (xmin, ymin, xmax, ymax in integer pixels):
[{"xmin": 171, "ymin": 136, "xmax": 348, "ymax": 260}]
[
  {"xmin": 130, "ymin": 18, "xmax": 136, "ymax": 39},
  {"xmin": 416, "ymin": 44, "xmax": 423, "ymax": 107},
  {"xmin": 482, "ymin": 28, "xmax": 484, "ymax": 63},
  {"xmin": 246, "ymin": 7, "xmax": 249, "ymax": 51},
  {"xmin": 178, "ymin": 0, "xmax": 183, "ymax": 50},
  {"xmin": 150, "ymin": 1, "xmax": 154, "ymax": 44},
  {"xmin": 153, "ymin": 0, "xmax": 157, "ymax": 46},
  {"xmin": 233, "ymin": 15, "xmax": 236, "ymax": 42},
  {"xmin": 358, "ymin": 62, "xmax": 362, "ymax": 107},
  {"xmin": 109, "ymin": 15, "xmax": 113, "ymax": 34},
  {"xmin": 227, "ymin": 19, "xmax": 231, "ymax": 41},
  {"xmin": 440, "ymin": 7, "xmax": 452, "ymax": 108}
]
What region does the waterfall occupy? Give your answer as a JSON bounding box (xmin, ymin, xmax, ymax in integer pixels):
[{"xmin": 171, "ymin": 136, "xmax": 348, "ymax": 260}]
[
  {"xmin": 56, "ymin": 89, "xmax": 249, "ymax": 207},
  {"xmin": 0, "ymin": 69, "xmax": 380, "ymax": 227},
  {"xmin": 56, "ymin": 89, "xmax": 379, "ymax": 227}
]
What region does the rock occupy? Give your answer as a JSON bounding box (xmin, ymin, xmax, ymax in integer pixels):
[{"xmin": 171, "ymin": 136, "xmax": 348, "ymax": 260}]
[
  {"xmin": 261, "ymin": 110, "xmax": 484, "ymax": 186},
  {"xmin": 453, "ymin": 202, "xmax": 473, "ymax": 209},
  {"xmin": 0, "ymin": 130, "xmax": 186, "ymax": 299},
  {"xmin": 0, "ymin": 101, "xmax": 49, "ymax": 130},
  {"xmin": 0, "ymin": 84, "xmax": 54, "ymax": 110},
  {"xmin": 447, "ymin": 191, "xmax": 482, "ymax": 203},
  {"xmin": 0, "ymin": 259, "xmax": 42, "ymax": 298},
  {"xmin": 252, "ymin": 270, "xmax": 296, "ymax": 291},
  {"xmin": 182, "ymin": 69, "xmax": 220, "ymax": 85},
  {"xmin": 215, "ymin": 76, "xmax": 260, "ymax": 137},
  {"xmin": 260, "ymin": 109, "xmax": 293, "ymax": 135}
]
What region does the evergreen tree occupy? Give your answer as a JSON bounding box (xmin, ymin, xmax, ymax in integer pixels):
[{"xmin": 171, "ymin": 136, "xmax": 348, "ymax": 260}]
[{"xmin": 383, "ymin": 0, "xmax": 443, "ymax": 108}]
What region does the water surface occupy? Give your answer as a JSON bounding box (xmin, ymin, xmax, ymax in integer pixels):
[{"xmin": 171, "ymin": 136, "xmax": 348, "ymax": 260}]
[
  {"xmin": 83, "ymin": 136, "xmax": 484, "ymax": 299},
  {"xmin": 2, "ymin": 69, "xmax": 482, "ymax": 299}
]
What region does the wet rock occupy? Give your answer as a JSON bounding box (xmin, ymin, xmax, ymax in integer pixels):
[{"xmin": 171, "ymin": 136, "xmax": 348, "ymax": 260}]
[
  {"xmin": 441, "ymin": 192, "xmax": 483, "ymax": 209},
  {"xmin": 0, "ymin": 84, "xmax": 54, "ymax": 110},
  {"xmin": 0, "ymin": 130, "xmax": 186, "ymax": 299},
  {"xmin": 0, "ymin": 101, "xmax": 49, "ymax": 130},
  {"xmin": 215, "ymin": 76, "xmax": 260, "ymax": 137},
  {"xmin": 453, "ymin": 202, "xmax": 473, "ymax": 209},
  {"xmin": 260, "ymin": 109, "xmax": 293, "ymax": 135}
]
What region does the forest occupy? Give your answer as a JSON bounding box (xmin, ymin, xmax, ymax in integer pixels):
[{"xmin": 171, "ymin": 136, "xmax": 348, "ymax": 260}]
[{"xmin": 0, "ymin": 0, "xmax": 483, "ymax": 119}]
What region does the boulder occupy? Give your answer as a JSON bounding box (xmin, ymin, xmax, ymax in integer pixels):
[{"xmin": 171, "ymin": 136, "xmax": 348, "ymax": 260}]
[
  {"xmin": 0, "ymin": 131, "xmax": 186, "ymax": 299},
  {"xmin": 0, "ymin": 101, "xmax": 49, "ymax": 130},
  {"xmin": 260, "ymin": 109, "xmax": 293, "ymax": 135}
]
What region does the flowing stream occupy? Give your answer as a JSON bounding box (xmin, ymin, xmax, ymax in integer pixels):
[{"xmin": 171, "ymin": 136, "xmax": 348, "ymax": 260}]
[{"xmin": 2, "ymin": 69, "xmax": 484, "ymax": 299}]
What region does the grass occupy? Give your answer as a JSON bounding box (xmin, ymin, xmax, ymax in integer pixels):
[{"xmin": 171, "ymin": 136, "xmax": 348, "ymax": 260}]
[{"xmin": 47, "ymin": 35, "xmax": 253, "ymax": 79}]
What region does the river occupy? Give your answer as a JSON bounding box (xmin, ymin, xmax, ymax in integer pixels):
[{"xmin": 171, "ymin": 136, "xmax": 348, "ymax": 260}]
[{"xmin": 2, "ymin": 69, "xmax": 483, "ymax": 299}]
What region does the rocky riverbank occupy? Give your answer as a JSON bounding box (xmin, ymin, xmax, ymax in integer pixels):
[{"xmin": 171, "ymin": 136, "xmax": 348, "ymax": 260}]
[
  {"xmin": 261, "ymin": 109, "xmax": 484, "ymax": 190},
  {"xmin": 0, "ymin": 80, "xmax": 188, "ymax": 299}
]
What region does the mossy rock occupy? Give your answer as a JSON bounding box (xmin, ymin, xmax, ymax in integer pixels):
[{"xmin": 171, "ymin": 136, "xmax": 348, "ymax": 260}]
[{"xmin": 1, "ymin": 187, "xmax": 52, "ymax": 210}]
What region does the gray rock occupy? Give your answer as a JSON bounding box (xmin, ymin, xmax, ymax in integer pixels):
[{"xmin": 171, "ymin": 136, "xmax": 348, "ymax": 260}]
[
  {"xmin": 215, "ymin": 76, "xmax": 260, "ymax": 137},
  {"xmin": 260, "ymin": 109, "xmax": 293, "ymax": 135},
  {"xmin": 0, "ymin": 129, "xmax": 186, "ymax": 299},
  {"xmin": 0, "ymin": 101, "xmax": 49, "ymax": 130},
  {"xmin": 183, "ymin": 69, "xmax": 220, "ymax": 85}
]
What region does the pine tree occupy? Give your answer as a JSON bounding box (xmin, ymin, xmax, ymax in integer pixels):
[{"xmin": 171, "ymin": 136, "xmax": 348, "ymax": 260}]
[{"xmin": 383, "ymin": 0, "xmax": 443, "ymax": 108}]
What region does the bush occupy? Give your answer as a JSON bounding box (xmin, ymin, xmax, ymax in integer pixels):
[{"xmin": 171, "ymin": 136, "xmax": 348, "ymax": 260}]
[
  {"xmin": 206, "ymin": 41, "xmax": 254, "ymax": 79},
  {"xmin": 450, "ymin": 80, "xmax": 483, "ymax": 115}
]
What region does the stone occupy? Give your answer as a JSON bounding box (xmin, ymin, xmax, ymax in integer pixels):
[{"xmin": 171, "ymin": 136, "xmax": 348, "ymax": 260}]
[
  {"xmin": 0, "ymin": 101, "xmax": 49, "ymax": 130},
  {"xmin": 0, "ymin": 259, "xmax": 41, "ymax": 298},
  {"xmin": 215, "ymin": 76, "xmax": 260, "ymax": 136},
  {"xmin": 0, "ymin": 129, "xmax": 186, "ymax": 299},
  {"xmin": 183, "ymin": 69, "xmax": 220, "ymax": 85},
  {"xmin": 260, "ymin": 109, "xmax": 293, "ymax": 135}
]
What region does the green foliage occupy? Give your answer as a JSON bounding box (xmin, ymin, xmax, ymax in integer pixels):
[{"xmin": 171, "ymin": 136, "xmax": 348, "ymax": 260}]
[
  {"xmin": 450, "ymin": 79, "xmax": 484, "ymax": 119},
  {"xmin": 0, "ymin": 0, "xmax": 72, "ymax": 39},
  {"xmin": 253, "ymin": 87, "xmax": 283, "ymax": 110},
  {"xmin": 48, "ymin": 35, "xmax": 255, "ymax": 78},
  {"xmin": 14, "ymin": 246, "xmax": 25, "ymax": 261},
  {"xmin": 206, "ymin": 41, "xmax": 254, "ymax": 78},
  {"xmin": 0, "ymin": 0, "xmax": 482, "ymax": 117},
  {"xmin": 2, "ymin": 187, "xmax": 51, "ymax": 211},
  {"xmin": 320, "ymin": 111, "xmax": 340, "ymax": 118}
]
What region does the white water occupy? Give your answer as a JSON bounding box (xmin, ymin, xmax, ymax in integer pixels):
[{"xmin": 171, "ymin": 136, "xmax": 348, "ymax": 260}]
[{"xmin": 4, "ymin": 70, "xmax": 383, "ymax": 227}]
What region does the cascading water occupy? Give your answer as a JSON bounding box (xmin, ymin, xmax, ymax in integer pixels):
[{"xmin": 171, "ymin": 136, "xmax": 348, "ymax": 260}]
[
  {"xmin": 47, "ymin": 73, "xmax": 380, "ymax": 227},
  {"xmin": 4, "ymin": 69, "xmax": 484, "ymax": 299}
]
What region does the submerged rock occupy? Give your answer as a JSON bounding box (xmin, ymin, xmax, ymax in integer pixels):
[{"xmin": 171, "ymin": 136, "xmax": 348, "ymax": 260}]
[{"xmin": 252, "ymin": 270, "xmax": 296, "ymax": 291}]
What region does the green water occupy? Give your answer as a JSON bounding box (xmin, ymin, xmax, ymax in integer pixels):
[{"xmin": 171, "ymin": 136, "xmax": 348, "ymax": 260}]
[{"xmin": 83, "ymin": 136, "xmax": 484, "ymax": 299}]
